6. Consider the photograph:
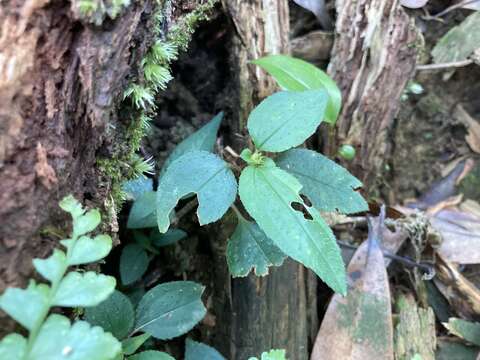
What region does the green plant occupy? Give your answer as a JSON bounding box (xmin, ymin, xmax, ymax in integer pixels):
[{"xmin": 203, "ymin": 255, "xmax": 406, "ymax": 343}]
[
  {"xmin": 125, "ymin": 55, "xmax": 368, "ymax": 296},
  {"xmin": 85, "ymin": 281, "xmax": 206, "ymax": 359},
  {"xmin": 0, "ymin": 196, "xmax": 120, "ymax": 359}
]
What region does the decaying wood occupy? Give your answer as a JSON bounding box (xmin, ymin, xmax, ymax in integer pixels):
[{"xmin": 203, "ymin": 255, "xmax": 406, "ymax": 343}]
[
  {"xmin": 211, "ymin": 1, "xmax": 315, "ymax": 359},
  {"xmin": 394, "ymin": 292, "xmax": 436, "ymax": 360},
  {"xmin": 326, "ymin": 0, "xmax": 418, "ymax": 190}
]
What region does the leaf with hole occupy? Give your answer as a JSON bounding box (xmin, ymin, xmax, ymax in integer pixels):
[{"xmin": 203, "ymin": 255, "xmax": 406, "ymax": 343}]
[
  {"xmin": 239, "ymin": 158, "xmax": 346, "ymax": 294},
  {"xmin": 134, "ymin": 281, "xmax": 206, "ymax": 339},
  {"xmin": 128, "ymin": 191, "xmax": 158, "ymax": 229},
  {"xmin": 84, "ymin": 290, "xmax": 135, "ymax": 340},
  {"xmin": 156, "ymin": 151, "xmax": 237, "ymax": 232},
  {"xmin": 31, "ymin": 314, "xmax": 121, "ymax": 360},
  {"xmin": 0, "ymin": 281, "xmax": 50, "ymax": 331},
  {"xmin": 277, "ymin": 149, "xmax": 367, "ymax": 214},
  {"xmin": 33, "ymin": 249, "xmax": 67, "ymax": 284},
  {"xmin": 128, "ymin": 350, "xmax": 175, "ymax": 360},
  {"xmin": 227, "ymin": 213, "xmax": 285, "ymax": 277},
  {"xmin": 185, "ymin": 338, "xmax": 226, "ymax": 360},
  {"xmin": 252, "ymin": 55, "xmax": 340, "ymax": 125},
  {"xmin": 53, "ymin": 271, "xmax": 116, "ymax": 307},
  {"xmin": 61, "ymin": 234, "xmax": 112, "ymax": 266},
  {"xmin": 247, "ymin": 90, "xmax": 328, "ymax": 152},
  {"xmin": 120, "ymin": 244, "xmax": 151, "ymax": 285},
  {"xmin": 161, "ymin": 112, "xmax": 223, "ymax": 175},
  {"xmin": 0, "ymin": 334, "xmax": 26, "ymax": 359}
]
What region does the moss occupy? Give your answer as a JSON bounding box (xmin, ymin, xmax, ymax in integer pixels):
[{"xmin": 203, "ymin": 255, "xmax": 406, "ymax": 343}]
[
  {"xmin": 73, "ymin": 0, "xmax": 131, "ymax": 25},
  {"xmin": 98, "ymin": 0, "xmax": 218, "ymax": 215}
]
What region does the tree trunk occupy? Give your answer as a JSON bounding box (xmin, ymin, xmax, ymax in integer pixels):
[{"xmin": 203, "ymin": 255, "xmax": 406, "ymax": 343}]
[
  {"xmin": 210, "ymin": 1, "xmax": 317, "ymax": 359},
  {"xmin": 0, "ymin": 0, "xmax": 187, "ymax": 333},
  {"xmin": 325, "ymin": 0, "xmax": 418, "ymax": 193}
]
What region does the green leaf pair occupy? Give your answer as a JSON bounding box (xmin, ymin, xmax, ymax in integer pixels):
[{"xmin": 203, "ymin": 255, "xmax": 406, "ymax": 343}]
[
  {"xmin": 85, "ymin": 282, "xmax": 207, "ymax": 359},
  {"xmin": 0, "ymin": 196, "xmax": 119, "ymax": 360}
]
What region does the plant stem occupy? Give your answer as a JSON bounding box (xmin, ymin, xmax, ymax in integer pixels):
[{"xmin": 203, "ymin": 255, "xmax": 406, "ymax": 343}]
[{"xmin": 24, "ymin": 233, "xmax": 78, "ymax": 357}]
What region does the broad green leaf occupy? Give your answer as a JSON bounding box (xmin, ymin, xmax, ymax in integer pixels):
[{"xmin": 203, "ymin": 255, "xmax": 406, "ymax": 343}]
[
  {"xmin": 53, "ymin": 271, "xmax": 116, "ymax": 307},
  {"xmin": 128, "ymin": 350, "xmax": 175, "ymax": 360},
  {"xmin": 444, "ymin": 318, "xmax": 480, "ymax": 346},
  {"xmin": 276, "ymin": 149, "xmax": 367, "ymax": 214},
  {"xmin": 31, "ymin": 314, "xmax": 121, "ymax": 360},
  {"xmin": 73, "ymin": 209, "xmax": 101, "ymax": 236},
  {"xmin": 161, "ymin": 112, "xmax": 223, "ymax": 174},
  {"xmin": 0, "ymin": 334, "xmax": 26, "ymax": 358},
  {"xmin": 432, "ymin": 12, "xmax": 480, "ymax": 64},
  {"xmin": 123, "ymin": 177, "xmax": 154, "ymax": 200},
  {"xmin": 436, "ymin": 340, "xmax": 479, "ymax": 360},
  {"xmin": 156, "ymin": 151, "xmax": 237, "ymax": 232},
  {"xmin": 227, "ymin": 214, "xmax": 286, "ymax": 277},
  {"xmin": 122, "ymin": 333, "xmax": 151, "ymax": 355},
  {"xmin": 120, "ymin": 244, "xmax": 150, "ymax": 285},
  {"xmin": 61, "ymin": 234, "xmax": 112, "ymax": 265},
  {"xmin": 239, "ymin": 158, "xmax": 346, "ymax": 294},
  {"xmin": 128, "ymin": 191, "xmax": 157, "ymax": 229},
  {"xmin": 185, "ymin": 338, "xmax": 225, "ymax": 360},
  {"xmin": 133, "ymin": 231, "xmax": 159, "ymax": 254},
  {"xmin": 247, "ymin": 90, "xmax": 328, "ymax": 152},
  {"xmin": 134, "ymin": 281, "xmax": 206, "ymax": 339},
  {"xmin": 33, "ymin": 249, "xmax": 67, "ymax": 284},
  {"xmin": 0, "ymin": 281, "xmax": 50, "ymax": 330},
  {"xmin": 253, "ymin": 55, "xmax": 341, "ymax": 125},
  {"xmin": 151, "ymin": 228, "xmax": 187, "ymax": 247},
  {"xmin": 59, "ymin": 195, "xmax": 85, "ymax": 219},
  {"xmin": 249, "ymin": 349, "xmax": 287, "ymax": 360},
  {"xmin": 85, "ymin": 290, "xmax": 135, "ymax": 340}
]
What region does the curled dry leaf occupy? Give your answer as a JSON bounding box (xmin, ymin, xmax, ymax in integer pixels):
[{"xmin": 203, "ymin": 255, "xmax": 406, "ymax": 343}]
[
  {"xmin": 292, "ymin": 0, "xmax": 333, "ymax": 30},
  {"xmin": 454, "ymin": 105, "xmax": 480, "ymax": 154},
  {"xmin": 311, "ymin": 213, "xmax": 394, "ymax": 360}
]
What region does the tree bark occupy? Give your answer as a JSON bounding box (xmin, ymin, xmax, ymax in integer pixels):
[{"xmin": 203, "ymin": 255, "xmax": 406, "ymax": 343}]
[
  {"xmin": 211, "ymin": 1, "xmax": 316, "ymax": 359},
  {"xmin": 325, "ymin": 0, "xmax": 418, "ymax": 193}
]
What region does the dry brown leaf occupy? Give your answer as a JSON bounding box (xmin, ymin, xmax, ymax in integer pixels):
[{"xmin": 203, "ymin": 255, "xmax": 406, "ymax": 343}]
[
  {"xmin": 434, "ymin": 253, "xmax": 480, "ymax": 319},
  {"xmin": 311, "ymin": 215, "xmax": 394, "ymax": 360},
  {"xmin": 433, "ymin": 208, "xmax": 480, "ymax": 264},
  {"xmin": 454, "ymin": 105, "xmax": 480, "ymax": 154}
]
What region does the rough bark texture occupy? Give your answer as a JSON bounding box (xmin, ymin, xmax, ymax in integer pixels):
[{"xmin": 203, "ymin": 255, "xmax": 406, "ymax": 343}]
[
  {"xmin": 210, "ymin": 1, "xmax": 316, "ymax": 359},
  {"xmin": 327, "ymin": 0, "xmax": 418, "ymax": 192}
]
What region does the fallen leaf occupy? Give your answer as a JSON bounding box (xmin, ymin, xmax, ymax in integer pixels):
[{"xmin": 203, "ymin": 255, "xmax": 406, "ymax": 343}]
[
  {"xmin": 400, "ymin": 0, "xmax": 429, "ymax": 9},
  {"xmin": 444, "ymin": 318, "xmax": 480, "ymax": 346},
  {"xmin": 434, "ymin": 253, "xmax": 480, "ymax": 319},
  {"xmin": 454, "ymin": 105, "xmax": 480, "ymax": 154},
  {"xmin": 432, "ymin": 208, "xmax": 480, "ymax": 264},
  {"xmin": 462, "ymin": 0, "xmax": 480, "ymax": 11},
  {"xmin": 311, "ymin": 212, "xmax": 394, "ymax": 360},
  {"xmin": 436, "ymin": 339, "xmax": 479, "ymax": 360},
  {"xmin": 432, "ymin": 11, "xmax": 480, "ymax": 64}
]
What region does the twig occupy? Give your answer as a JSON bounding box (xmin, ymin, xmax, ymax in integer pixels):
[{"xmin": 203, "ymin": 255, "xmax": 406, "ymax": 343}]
[
  {"xmin": 337, "ymin": 240, "xmax": 435, "ymax": 276},
  {"xmin": 426, "ymin": 0, "xmax": 480, "ymax": 20},
  {"xmin": 416, "ymin": 59, "xmax": 473, "ymax": 71}
]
